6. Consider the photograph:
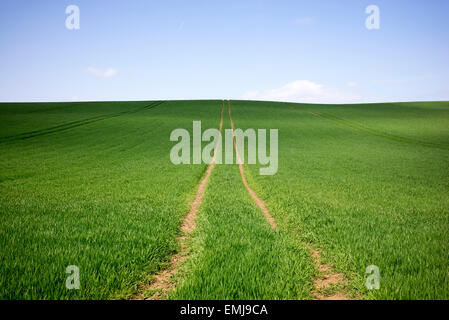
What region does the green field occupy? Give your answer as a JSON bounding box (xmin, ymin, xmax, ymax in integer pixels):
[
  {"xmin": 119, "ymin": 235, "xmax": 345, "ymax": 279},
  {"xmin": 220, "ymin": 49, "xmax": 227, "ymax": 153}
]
[{"xmin": 0, "ymin": 100, "xmax": 448, "ymax": 299}]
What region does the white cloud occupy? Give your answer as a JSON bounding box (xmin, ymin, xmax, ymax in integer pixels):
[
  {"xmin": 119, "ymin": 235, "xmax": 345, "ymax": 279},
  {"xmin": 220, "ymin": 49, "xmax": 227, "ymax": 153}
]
[
  {"xmin": 295, "ymin": 17, "xmax": 314, "ymax": 25},
  {"xmin": 347, "ymin": 81, "xmax": 358, "ymax": 87},
  {"xmin": 241, "ymin": 80, "xmax": 361, "ymax": 104},
  {"xmin": 85, "ymin": 67, "xmax": 117, "ymax": 78}
]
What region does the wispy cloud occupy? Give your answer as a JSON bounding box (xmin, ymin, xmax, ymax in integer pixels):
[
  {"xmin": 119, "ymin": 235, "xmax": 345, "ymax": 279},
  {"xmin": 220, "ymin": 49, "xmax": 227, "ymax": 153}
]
[
  {"xmin": 85, "ymin": 67, "xmax": 117, "ymax": 78},
  {"xmin": 242, "ymin": 80, "xmax": 361, "ymax": 104},
  {"xmin": 347, "ymin": 81, "xmax": 358, "ymax": 87},
  {"xmin": 294, "ymin": 17, "xmax": 314, "ymax": 25}
]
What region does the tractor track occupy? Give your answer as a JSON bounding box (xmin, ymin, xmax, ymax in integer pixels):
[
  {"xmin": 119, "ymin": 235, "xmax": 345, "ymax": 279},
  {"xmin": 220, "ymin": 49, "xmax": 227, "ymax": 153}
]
[
  {"xmin": 0, "ymin": 101, "xmax": 164, "ymax": 144},
  {"xmin": 135, "ymin": 100, "xmax": 350, "ymax": 300},
  {"xmin": 227, "ymin": 100, "xmax": 278, "ymax": 230},
  {"xmin": 229, "ymin": 101, "xmax": 349, "ymax": 300},
  {"xmin": 309, "ymin": 111, "xmax": 449, "ymax": 150},
  {"xmin": 134, "ymin": 100, "xmax": 224, "ymax": 300}
]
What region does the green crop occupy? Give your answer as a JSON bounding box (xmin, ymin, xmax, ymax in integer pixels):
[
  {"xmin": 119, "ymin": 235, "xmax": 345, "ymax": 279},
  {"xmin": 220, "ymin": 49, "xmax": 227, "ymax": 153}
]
[
  {"xmin": 230, "ymin": 100, "xmax": 449, "ymax": 299},
  {"xmin": 1, "ymin": 99, "xmax": 447, "ymax": 299}
]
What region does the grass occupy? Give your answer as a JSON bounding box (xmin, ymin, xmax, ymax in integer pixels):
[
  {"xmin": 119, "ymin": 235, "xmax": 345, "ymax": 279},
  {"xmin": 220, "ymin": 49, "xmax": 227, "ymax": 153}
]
[
  {"xmin": 170, "ymin": 113, "xmax": 314, "ymax": 300},
  {"xmin": 1, "ymin": 99, "xmax": 448, "ymax": 299},
  {"xmin": 0, "ymin": 100, "xmax": 219, "ymax": 299},
  {"xmin": 231, "ymin": 100, "xmax": 449, "ymax": 299}
]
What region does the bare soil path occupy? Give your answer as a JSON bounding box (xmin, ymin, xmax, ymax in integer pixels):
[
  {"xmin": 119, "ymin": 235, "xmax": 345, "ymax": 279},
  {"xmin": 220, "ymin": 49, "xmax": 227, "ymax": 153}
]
[
  {"xmin": 135, "ymin": 100, "xmax": 350, "ymax": 300},
  {"xmin": 310, "ymin": 248, "xmax": 349, "ymax": 300},
  {"xmin": 134, "ymin": 101, "xmax": 224, "ymax": 300},
  {"xmin": 227, "ymin": 100, "xmax": 278, "ymax": 230},
  {"xmin": 228, "ymin": 101, "xmax": 348, "ymax": 300}
]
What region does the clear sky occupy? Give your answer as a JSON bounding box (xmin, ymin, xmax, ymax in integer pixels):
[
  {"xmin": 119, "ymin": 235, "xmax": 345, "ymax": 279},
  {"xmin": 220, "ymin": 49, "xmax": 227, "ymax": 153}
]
[{"xmin": 0, "ymin": 0, "xmax": 448, "ymax": 103}]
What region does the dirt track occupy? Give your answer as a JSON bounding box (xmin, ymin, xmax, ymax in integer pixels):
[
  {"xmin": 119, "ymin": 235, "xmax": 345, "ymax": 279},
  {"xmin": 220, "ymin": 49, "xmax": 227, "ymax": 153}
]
[
  {"xmin": 228, "ymin": 100, "xmax": 348, "ymax": 300},
  {"xmin": 227, "ymin": 100, "xmax": 278, "ymax": 230},
  {"xmin": 135, "ymin": 101, "xmax": 224, "ymax": 300},
  {"xmin": 136, "ymin": 100, "xmax": 349, "ymax": 300}
]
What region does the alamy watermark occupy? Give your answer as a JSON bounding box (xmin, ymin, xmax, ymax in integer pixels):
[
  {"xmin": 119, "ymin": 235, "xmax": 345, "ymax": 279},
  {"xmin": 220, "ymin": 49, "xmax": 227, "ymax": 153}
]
[
  {"xmin": 65, "ymin": 265, "xmax": 80, "ymax": 289},
  {"xmin": 66, "ymin": 5, "xmax": 80, "ymax": 30},
  {"xmin": 365, "ymin": 5, "xmax": 380, "ymax": 30},
  {"xmin": 365, "ymin": 265, "xmax": 380, "ymax": 290},
  {"xmin": 170, "ymin": 121, "xmax": 278, "ymax": 175}
]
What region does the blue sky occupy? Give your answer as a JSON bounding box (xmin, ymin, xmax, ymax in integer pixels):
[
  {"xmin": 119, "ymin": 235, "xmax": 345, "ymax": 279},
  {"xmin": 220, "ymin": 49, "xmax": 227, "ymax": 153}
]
[{"xmin": 0, "ymin": 0, "xmax": 448, "ymax": 103}]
